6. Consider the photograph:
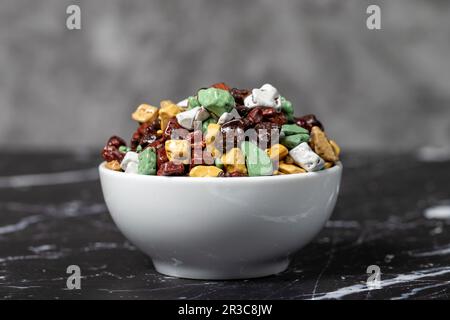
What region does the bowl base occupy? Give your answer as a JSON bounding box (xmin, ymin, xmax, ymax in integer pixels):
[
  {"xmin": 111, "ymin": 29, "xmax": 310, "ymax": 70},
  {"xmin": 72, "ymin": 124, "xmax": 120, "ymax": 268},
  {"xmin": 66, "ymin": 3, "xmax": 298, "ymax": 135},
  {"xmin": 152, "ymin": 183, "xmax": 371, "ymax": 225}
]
[{"xmin": 152, "ymin": 259, "xmax": 289, "ymax": 280}]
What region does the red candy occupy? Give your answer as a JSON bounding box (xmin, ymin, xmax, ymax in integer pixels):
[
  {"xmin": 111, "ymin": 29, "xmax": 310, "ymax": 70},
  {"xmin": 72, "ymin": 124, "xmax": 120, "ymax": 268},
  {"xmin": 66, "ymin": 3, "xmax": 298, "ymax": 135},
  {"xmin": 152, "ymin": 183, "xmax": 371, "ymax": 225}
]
[
  {"xmin": 254, "ymin": 122, "xmax": 280, "ymax": 147},
  {"xmin": 261, "ymin": 107, "xmax": 287, "ymax": 126},
  {"xmin": 295, "ymin": 114, "xmax": 323, "ymax": 131},
  {"xmin": 130, "ymin": 121, "xmax": 159, "ymax": 150},
  {"xmin": 246, "ymin": 108, "xmax": 263, "ymax": 127},
  {"xmin": 225, "ymin": 171, "xmax": 247, "ymax": 177},
  {"xmin": 101, "ymin": 136, "xmax": 126, "ymax": 162},
  {"xmin": 157, "ymin": 161, "xmax": 185, "ymax": 176},
  {"xmin": 211, "ymin": 82, "xmax": 231, "ymax": 91},
  {"xmin": 231, "ymin": 88, "xmax": 251, "ymax": 106},
  {"xmin": 156, "ymin": 146, "xmax": 169, "ymax": 168},
  {"xmin": 164, "ymin": 117, "xmax": 185, "ymax": 140}
]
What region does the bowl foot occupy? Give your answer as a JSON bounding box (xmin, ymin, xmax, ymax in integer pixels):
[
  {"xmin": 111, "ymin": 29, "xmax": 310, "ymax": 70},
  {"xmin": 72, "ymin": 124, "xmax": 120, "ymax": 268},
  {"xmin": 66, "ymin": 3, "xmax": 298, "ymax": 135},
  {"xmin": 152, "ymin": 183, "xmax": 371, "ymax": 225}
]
[{"xmin": 152, "ymin": 259, "xmax": 289, "ymax": 280}]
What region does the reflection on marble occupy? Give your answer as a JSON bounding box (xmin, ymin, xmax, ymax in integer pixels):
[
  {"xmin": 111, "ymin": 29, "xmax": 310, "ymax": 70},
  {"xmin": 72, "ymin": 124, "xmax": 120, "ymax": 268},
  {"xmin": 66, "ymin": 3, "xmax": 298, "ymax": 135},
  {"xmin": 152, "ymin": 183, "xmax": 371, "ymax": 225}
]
[
  {"xmin": 424, "ymin": 205, "xmax": 450, "ymax": 220},
  {"xmin": 0, "ymin": 151, "xmax": 449, "ymax": 300}
]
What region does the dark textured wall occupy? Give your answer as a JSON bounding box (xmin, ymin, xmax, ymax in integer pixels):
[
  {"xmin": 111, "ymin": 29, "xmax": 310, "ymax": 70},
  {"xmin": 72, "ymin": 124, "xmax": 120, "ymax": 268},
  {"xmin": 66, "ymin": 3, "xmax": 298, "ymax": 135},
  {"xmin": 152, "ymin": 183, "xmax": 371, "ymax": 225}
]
[{"xmin": 1, "ymin": 0, "xmax": 449, "ymax": 151}]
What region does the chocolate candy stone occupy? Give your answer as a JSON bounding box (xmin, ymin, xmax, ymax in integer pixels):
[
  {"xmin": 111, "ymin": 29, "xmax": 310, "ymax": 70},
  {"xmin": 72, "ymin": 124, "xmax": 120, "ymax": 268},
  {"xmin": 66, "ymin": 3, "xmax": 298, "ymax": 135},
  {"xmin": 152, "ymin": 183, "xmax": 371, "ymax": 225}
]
[
  {"xmin": 225, "ymin": 171, "xmax": 247, "ymax": 177},
  {"xmin": 202, "ymin": 118, "xmax": 216, "ymax": 133},
  {"xmin": 187, "ymin": 96, "xmax": 200, "ymax": 110},
  {"xmin": 231, "ymin": 88, "xmax": 251, "ymax": 106},
  {"xmin": 157, "ymin": 161, "xmax": 185, "ymax": 176},
  {"xmin": 120, "ymin": 151, "xmax": 139, "ymax": 173},
  {"xmin": 101, "ymin": 136, "xmax": 127, "ymax": 162},
  {"xmin": 280, "ymin": 133, "xmax": 310, "ymax": 149},
  {"xmin": 241, "ymin": 141, "xmax": 273, "ymax": 177},
  {"xmin": 138, "ymin": 147, "xmax": 157, "ymax": 175},
  {"xmin": 198, "ymin": 88, "xmax": 235, "ymax": 117},
  {"xmin": 157, "ymin": 146, "xmax": 169, "ymax": 168},
  {"xmin": 295, "ymin": 114, "xmax": 324, "ymax": 131},
  {"xmin": 281, "ymin": 124, "xmax": 309, "ymax": 136},
  {"xmin": 211, "ymin": 82, "xmax": 231, "ymax": 91},
  {"xmin": 280, "ymin": 96, "xmax": 294, "ymax": 122},
  {"xmin": 246, "ymin": 107, "xmax": 263, "ymax": 126},
  {"xmin": 289, "ymin": 142, "xmax": 324, "ymax": 172}
]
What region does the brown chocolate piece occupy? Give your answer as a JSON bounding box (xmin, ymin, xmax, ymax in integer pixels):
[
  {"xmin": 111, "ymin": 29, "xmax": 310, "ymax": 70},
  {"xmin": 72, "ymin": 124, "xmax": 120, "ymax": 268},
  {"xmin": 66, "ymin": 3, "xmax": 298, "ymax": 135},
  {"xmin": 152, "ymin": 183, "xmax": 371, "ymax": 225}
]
[
  {"xmin": 157, "ymin": 161, "xmax": 185, "ymax": 176},
  {"xmin": 101, "ymin": 136, "xmax": 126, "ymax": 162},
  {"xmin": 295, "ymin": 114, "xmax": 324, "ymax": 132}
]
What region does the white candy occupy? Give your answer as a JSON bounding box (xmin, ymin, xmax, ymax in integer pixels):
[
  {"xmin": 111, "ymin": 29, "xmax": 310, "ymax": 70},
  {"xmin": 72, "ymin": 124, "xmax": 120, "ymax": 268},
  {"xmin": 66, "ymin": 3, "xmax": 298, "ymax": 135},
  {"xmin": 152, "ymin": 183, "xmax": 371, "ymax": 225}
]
[
  {"xmin": 289, "ymin": 142, "xmax": 325, "ymax": 172},
  {"xmin": 217, "ymin": 108, "xmax": 241, "ymax": 125},
  {"xmin": 176, "ymin": 106, "xmax": 210, "ymax": 130},
  {"xmin": 124, "ymin": 161, "xmax": 139, "ymax": 174},
  {"xmin": 176, "ymin": 107, "xmax": 198, "ymax": 129},
  {"xmin": 120, "ymin": 151, "xmax": 139, "ymax": 172},
  {"xmin": 194, "ymin": 106, "xmax": 210, "ymax": 122},
  {"xmin": 244, "ymin": 83, "xmax": 281, "ymax": 110},
  {"xmin": 177, "ymin": 98, "xmax": 188, "ymax": 107}
]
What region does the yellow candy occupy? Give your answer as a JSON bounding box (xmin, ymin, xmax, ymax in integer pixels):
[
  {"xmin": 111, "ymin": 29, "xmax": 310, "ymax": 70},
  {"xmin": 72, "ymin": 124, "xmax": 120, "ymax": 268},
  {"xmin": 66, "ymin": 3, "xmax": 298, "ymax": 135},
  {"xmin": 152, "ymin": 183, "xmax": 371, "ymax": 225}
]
[
  {"xmin": 324, "ymin": 162, "xmax": 334, "ymax": 169},
  {"xmin": 278, "ymin": 162, "xmax": 306, "ymax": 174},
  {"xmin": 205, "ymin": 123, "xmax": 221, "ymax": 144},
  {"xmin": 266, "ymin": 144, "xmax": 288, "ymax": 162},
  {"xmin": 221, "ymin": 148, "xmax": 247, "ymax": 174},
  {"xmin": 131, "ymin": 104, "xmax": 159, "ymax": 123},
  {"xmin": 311, "ymin": 126, "xmax": 338, "ymax": 162},
  {"xmin": 105, "ymin": 160, "xmax": 121, "ymax": 171},
  {"xmin": 165, "ymin": 140, "xmax": 191, "ymax": 165},
  {"xmin": 189, "ymin": 166, "xmax": 223, "ymax": 177},
  {"xmin": 205, "ymin": 123, "xmax": 222, "ymax": 158},
  {"xmin": 329, "ymin": 140, "xmax": 340, "ymax": 158},
  {"xmin": 159, "ymin": 100, "xmax": 182, "ymax": 131},
  {"xmin": 284, "ymin": 155, "xmax": 294, "ymax": 164}
]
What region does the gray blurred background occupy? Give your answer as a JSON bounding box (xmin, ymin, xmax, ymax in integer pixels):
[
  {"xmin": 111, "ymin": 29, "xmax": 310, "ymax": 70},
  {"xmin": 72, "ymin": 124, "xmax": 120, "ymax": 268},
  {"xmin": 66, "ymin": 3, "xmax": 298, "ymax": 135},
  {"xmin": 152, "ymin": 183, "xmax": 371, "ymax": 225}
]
[{"xmin": 0, "ymin": 0, "xmax": 449, "ymax": 151}]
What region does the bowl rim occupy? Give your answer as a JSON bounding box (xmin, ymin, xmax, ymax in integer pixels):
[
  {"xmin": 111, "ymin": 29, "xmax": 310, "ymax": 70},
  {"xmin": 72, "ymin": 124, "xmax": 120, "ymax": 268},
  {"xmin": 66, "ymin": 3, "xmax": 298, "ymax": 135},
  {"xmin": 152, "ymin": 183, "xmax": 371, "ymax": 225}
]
[{"xmin": 99, "ymin": 161, "xmax": 342, "ymax": 184}]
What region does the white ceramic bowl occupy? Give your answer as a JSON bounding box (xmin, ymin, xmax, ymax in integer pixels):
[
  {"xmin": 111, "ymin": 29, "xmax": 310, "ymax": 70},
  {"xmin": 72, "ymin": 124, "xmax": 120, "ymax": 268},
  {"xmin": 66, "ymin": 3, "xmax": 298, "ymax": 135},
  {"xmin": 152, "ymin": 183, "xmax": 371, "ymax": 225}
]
[{"xmin": 99, "ymin": 162, "xmax": 342, "ymax": 280}]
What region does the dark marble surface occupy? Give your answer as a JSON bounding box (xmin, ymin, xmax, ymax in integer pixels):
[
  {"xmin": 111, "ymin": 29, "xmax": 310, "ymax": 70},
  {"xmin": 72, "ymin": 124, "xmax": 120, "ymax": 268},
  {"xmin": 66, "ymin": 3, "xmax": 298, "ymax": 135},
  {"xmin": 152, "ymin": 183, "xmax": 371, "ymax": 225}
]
[{"xmin": 0, "ymin": 151, "xmax": 449, "ymax": 300}]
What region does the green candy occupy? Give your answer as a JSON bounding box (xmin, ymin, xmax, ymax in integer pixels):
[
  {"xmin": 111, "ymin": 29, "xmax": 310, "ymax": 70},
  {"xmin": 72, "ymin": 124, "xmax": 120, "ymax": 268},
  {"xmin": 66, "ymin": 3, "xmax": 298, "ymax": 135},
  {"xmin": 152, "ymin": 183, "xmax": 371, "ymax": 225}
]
[
  {"xmin": 241, "ymin": 141, "xmax": 273, "ymax": 177},
  {"xmin": 136, "ymin": 145, "xmax": 143, "ymax": 153},
  {"xmin": 280, "ymin": 133, "xmax": 310, "ymax": 149},
  {"xmin": 280, "ymin": 96, "xmax": 294, "ymax": 122},
  {"xmin": 119, "ymin": 145, "xmax": 130, "ymax": 153},
  {"xmin": 197, "ymin": 88, "xmax": 234, "ymax": 117},
  {"xmin": 187, "ymin": 96, "xmax": 200, "ymax": 110},
  {"xmin": 138, "ymin": 147, "xmax": 156, "ymax": 175},
  {"xmin": 202, "ymin": 118, "xmax": 216, "ymax": 133},
  {"xmin": 281, "ymin": 124, "xmax": 309, "ymax": 136}
]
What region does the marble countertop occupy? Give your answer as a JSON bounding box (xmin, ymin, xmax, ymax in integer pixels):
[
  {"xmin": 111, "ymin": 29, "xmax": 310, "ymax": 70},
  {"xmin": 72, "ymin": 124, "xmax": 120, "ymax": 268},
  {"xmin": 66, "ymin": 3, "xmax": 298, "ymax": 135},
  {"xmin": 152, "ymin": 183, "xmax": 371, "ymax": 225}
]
[{"xmin": 0, "ymin": 151, "xmax": 449, "ymax": 300}]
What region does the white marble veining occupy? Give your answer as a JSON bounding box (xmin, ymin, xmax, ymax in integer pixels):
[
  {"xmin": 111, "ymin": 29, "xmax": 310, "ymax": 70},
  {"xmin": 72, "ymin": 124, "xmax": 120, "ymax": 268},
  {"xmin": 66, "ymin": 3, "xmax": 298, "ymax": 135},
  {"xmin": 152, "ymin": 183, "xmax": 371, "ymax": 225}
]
[
  {"xmin": 409, "ymin": 244, "xmax": 450, "ymax": 258},
  {"xmin": 391, "ymin": 281, "xmax": 450, "ymax": 300},
  {"xmin": 312, "ymin": 266, "xmax": 450, "ymax": 300},
  {"xmin": 0, "ymin": 215, "xmax": 44, "ymax": 235},
  {"xmin": 28, "ymin": 245, "xmax": 57, "ymax": 254},
  {"xmin": 0, "ymin": 242, "xmax": 136, "ymax": 265},
  {"xmin": 81, "ymin": 242, "xmax": 136, "ymax": 252}
]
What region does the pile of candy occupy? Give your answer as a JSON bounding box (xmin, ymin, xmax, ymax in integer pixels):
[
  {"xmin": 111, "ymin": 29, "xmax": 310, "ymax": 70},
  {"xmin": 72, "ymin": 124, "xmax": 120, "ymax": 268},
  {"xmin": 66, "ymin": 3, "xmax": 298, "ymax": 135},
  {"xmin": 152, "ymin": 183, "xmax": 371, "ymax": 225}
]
[{"xmin": 101, "ymin": 83, "xmax": 340, "ymax": 177}]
